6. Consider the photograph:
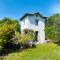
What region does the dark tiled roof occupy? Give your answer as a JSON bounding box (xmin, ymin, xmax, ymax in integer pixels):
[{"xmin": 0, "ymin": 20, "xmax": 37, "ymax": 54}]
[{"xmin": 20, "ymin": 12, "xmax": 47, "ymax": 20}]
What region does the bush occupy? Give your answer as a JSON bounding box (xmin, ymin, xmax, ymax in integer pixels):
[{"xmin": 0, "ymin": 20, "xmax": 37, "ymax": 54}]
[{"xmin": 15, "ymin": 29, "xmax": 35, "ymax": 49}]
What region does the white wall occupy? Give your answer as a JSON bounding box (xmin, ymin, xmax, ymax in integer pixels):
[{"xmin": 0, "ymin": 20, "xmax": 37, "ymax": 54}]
[
  {"xmin": 20, "ymin": 15, "xmax": 45, "ymax": 43},
  {"xmin": 20, "ymin": 16, "xmax": 29, "ymax": 33}
]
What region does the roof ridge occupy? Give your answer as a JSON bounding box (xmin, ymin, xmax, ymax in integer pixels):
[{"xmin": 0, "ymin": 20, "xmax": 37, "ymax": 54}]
[{"xmin": 20, "ymin": 12, "xmax": 47, "ymax": 20}]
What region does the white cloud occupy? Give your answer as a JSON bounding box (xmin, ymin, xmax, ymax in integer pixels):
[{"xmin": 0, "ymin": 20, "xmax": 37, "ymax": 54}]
[{"xmin": 49, "ymin": 4, "xmax": 60, "ymax": 14}]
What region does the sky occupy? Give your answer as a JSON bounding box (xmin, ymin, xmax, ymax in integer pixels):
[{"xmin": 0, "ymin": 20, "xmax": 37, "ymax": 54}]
[{"xmin": 0, "ymin": 0, "xmax": 60, "ymax": 20}]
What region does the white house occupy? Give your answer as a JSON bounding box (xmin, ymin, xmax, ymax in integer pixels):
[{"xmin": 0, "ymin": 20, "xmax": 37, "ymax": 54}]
[{"xmin": 20, "ymin": 12, "xmax": 47, "ymax": 44}]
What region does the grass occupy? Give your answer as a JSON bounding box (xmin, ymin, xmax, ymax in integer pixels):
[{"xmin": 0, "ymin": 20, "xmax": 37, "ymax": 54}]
[{"xmin": 1, "ymin": 43, "xmax": 60, "ymax": 60}]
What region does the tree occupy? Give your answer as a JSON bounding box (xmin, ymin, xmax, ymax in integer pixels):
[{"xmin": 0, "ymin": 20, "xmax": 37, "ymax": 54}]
[
  {"xmin": 0, "ymin": 17, "xmax": 20, "ymax": 31},
  {"xmin": 0, "ymin": 23, "xmax": 15, "ymax": 47},
  {"xmin": 46, "ymin": 14, "xmax": 60, "ymax": 43},
  {"xmin": 0, "ymin": 18, "xmax": 20, "ymax": 49}
]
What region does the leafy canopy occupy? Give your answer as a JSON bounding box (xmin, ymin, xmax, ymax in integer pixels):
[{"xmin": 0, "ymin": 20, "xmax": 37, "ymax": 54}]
[{"xmin": 46, "ymin": 14, "xmax": 60, "ymax": 43}]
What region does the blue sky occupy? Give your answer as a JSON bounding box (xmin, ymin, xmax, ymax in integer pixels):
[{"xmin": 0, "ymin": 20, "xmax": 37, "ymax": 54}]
[{"xmin": 0, "ymin": 0, "xmax": 60, "ymax": 20}]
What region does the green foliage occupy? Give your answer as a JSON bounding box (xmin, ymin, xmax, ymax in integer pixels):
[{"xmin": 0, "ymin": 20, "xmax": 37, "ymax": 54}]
[
  {"xmin": 15, "ymin": 29, "xmax": 34, "ymax": 44},
  {"xmin": 15, "ymin": 29, "xmax": 34, "ymax": 48},
  {"xmin": 0, "ymin": 17, "xmax": 20, "ymax": 31},
  {"xmin": 46, "ymin": 14, "xmax": 60, "ymax": 43},
  {"xmin": 19, "ymin": 34, "xmax": 33, "ymax": 43},
  {"xmin": 0, "ymin": 18, "xmax": 20, "ymax": 48},
  {"xmin": 0, "ymin": 45, "xmax": 3, "ymax": 51},
  {"xmin": 20, "ymin": 29, "xmax": 34, "ymax": 43},
  {"xmin": 0, "ymin": 24, "xmax": 15, "ymax": 48}
]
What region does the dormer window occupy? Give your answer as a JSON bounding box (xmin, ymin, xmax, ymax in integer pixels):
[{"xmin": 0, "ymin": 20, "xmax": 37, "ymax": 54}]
[{"xmin": 35, "ymin": 20, "xmax": 38, "ymax": 25}]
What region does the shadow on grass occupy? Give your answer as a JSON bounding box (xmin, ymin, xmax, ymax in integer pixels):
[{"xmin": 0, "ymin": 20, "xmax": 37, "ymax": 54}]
[
  {"xmin": 0, "ymin": 44, "xmax": 36, "ymax": 56},
  {"xmin": 0, "ymin": 45, "xmax": 22, "ymax": 56},
  {"xmin": 0, "ymin": 49, "xmax": 23, "ymax": 57},
  {"xmin": 0, "ymin": 48, "xmax": 23, "ymax": 60}
]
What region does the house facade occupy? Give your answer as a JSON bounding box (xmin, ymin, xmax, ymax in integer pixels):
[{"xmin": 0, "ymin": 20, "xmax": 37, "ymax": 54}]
[{"xmin": 20, "ymin": 12, "xmax": 46, "ymax": 44}]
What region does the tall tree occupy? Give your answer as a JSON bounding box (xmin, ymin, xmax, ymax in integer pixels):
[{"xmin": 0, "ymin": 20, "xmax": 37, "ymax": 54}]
[
  {"xmin": 46, "ymin": 14, "xmax": 60, "ymax": 43},
  {"xmin": 0, "ymin": 18, "xmax": 20, "ymax": 48}
]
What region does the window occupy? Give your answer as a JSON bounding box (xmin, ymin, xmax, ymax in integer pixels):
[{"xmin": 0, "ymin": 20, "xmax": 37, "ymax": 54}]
[{"xmin": 35, "ymin": 20, "xmax": 38, "ymax": 25}]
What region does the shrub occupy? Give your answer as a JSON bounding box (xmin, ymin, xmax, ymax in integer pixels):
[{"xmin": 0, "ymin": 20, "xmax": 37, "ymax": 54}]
[{"xmin": 15, "ymin": 29, "xmax": 35, "ymax": 49}]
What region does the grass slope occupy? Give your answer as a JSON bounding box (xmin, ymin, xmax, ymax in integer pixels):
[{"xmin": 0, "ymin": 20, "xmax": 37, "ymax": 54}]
[{"xmin": 1, "ymin": 43, "xmax": 60, "ymax": 60}]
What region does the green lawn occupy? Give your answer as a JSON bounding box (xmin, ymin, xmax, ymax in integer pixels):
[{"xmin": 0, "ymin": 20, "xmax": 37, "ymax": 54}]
[{"xmin": 1, "ymin": 43, "xmax": 60, "ymax": 60}]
